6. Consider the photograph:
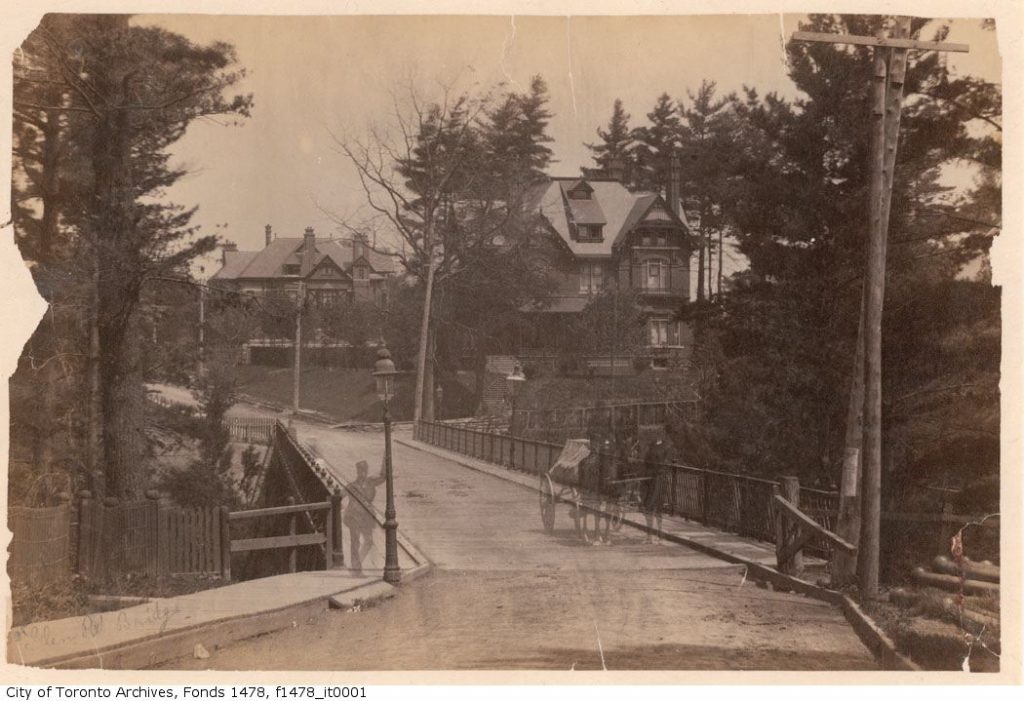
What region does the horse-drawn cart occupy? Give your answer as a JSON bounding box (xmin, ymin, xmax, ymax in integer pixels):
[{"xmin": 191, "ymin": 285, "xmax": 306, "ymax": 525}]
[{"xmin": 538, "ymin": 438, "xmax": 648, "ymax": 537}]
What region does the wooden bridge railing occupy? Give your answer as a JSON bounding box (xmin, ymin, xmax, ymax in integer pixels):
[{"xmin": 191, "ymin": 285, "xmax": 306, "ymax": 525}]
[{"xmin": 225, "ymin": 495, "xmax": 343, "ymax": 580}]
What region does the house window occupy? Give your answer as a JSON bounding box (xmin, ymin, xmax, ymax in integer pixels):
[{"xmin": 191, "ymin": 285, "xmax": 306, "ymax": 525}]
[
  {"xmin": 312, "ymin": 290, "xmax": 342, "ymax": 307},
  {"xmin": 354, "ymin": 265, "xmax": 369, "ymax": 281},
  {"xmin": 645, "ymin": 258, "xmax": 669, "ymax": 291},
  {"xmin": 577, "ymin": 224, "xmax": 603, "ymax": 240},
  {"xmin": 579, "ymin": 262, "xmax": 603, "ymax": 294},
  {"xmin": 648, "ymin": 319, "xmax": 669, "ymax": 347},
  {"xmin": 282, "ymin": 264, "xmax": 300, "ymax": 276}
]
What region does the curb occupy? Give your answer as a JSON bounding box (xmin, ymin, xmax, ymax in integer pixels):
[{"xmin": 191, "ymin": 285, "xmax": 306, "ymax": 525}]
[
  {"xmin": 398, "ymin": 436, "xmax": 918, "ymax": 672},
  {"xmin": 840, "ymin": 594, "xmax": 922, "ymax": 671},
  {"xmin": 29, "ymin": 577, "xmax": 397, "ymax": 670}
]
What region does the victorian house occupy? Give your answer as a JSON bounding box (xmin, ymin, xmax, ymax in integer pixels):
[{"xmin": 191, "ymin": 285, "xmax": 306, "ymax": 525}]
[
  {"xmin": 520, "ymin": 175, "xmax": 693, "ymax": 364},
  {"xmin": 209, "ymin": 225, "xmax": 396, "ymax": 365},
  {"xmin": 211, "ymin": 225, "xmax": 395, "ymax": 307}
]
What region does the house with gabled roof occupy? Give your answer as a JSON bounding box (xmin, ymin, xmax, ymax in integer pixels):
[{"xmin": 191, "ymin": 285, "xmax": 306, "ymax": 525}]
[
  {"xmin": 521, "ymin": 175, "xmax": 694, "ymax": 358},
  {"xmin": 211, "ymin": 225, "xmax": 396, "ymax": 308}
]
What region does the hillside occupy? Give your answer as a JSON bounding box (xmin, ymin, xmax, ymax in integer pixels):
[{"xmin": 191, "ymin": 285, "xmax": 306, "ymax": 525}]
[{"xmin": 234, "ymin": 366, "xmax": 476, "ymax": 422}]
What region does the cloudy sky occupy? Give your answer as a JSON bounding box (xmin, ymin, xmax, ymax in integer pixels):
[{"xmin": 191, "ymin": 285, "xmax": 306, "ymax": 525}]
[{"xmin": 135, "ymin": 13, "xmax": 1001, "ymax": 275}]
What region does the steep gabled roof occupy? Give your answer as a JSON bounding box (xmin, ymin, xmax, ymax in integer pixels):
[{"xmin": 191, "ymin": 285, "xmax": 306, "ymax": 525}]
[
  {"xmin": 529, "ymin": 177, "xmax": 685, "ymax": 258},
  {"xmin": 212, "ymin": 249, "xmax": 259, "ymax": 280},
  {"xmin": 212, "ymin": 235, "xmax": 398, "ymax": 281}
]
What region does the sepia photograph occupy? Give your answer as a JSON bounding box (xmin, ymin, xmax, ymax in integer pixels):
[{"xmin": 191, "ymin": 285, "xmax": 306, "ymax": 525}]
[{"xmin": 0, "ymin": 0, "xmax": 1018, "ymax": 684}]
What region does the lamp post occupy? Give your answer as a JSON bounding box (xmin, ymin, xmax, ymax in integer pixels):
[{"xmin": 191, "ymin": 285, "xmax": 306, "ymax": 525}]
[
  {"xmin": 373, "ymin": 346, "xmax": 401, "ymax": 585},
  {"xmin": 506, "ymin": 362, "xmax": 526, "ymax": 469}
]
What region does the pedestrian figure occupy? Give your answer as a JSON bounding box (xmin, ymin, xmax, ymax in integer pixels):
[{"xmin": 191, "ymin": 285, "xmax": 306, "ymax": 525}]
[
  {"xmin": 594, "ymin": 436, "xmax": 621, "ymax": 544},
  {"xmin": 343, "ymin": 458, "xmax": 387, "ymax": 573},
  {"xmin": 577, "ymin": 446, "xmax": 602, "ymax": 544},
  {"xmin": 641, "ymin": 436, "xmax": 672, "ymax": 544}
]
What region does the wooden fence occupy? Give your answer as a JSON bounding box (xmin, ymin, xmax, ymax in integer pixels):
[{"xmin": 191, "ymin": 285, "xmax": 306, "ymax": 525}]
[
  {"xmin": 77, "ymin": 493, "xmax": 227, "ymax": 579},
  {"xmin": 226, "ymin": 497, "xmax": 343, "ymax": 579},
  {"xmin": 7, "ymin": 504, "xmax": 73, "ymax": 585},
  {"xmin": 226, "ymin": 416, "xmax": 276, "ymax": 445}
]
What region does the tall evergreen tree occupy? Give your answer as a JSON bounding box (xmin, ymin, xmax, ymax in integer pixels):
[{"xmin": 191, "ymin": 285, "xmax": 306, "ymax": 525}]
[
  {"xmin": 687, "ymin": 14, "xmax": 1001, "ymax": 529},
  {"xmin": 585, "ymin": 99, "xmax": 636, "ymax": 185},
  {"xmin": 679, "ymin": 80, "xmax": 735, "ymax": 302},
  {"xmin": 632, "ymin": 93, "xmax": 682, "ymax": 194},
  {"xmin": 11, "ymin": 14, "xmax": 251, "ymax": 498}
]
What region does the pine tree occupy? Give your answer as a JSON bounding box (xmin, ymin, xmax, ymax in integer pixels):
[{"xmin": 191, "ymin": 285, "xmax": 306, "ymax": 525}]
[
  {"xmin": 585, "ymin": 99, "xmax": 636, "ymax": 186},
  {"xmin": 679, "ymin": 80, "xmax": 735, "ymax": 302},
  {"xmin": 694, "ymin": 13, "xmax": 1001, "ymax": 526},
  {"xmin": 632, "ymin": 93, "xmax": 682, "ymax": 194},
  {"xmin": 480, "ymin": 75, "xmax": 554, "ymax": 202},
  {"xmin": 11, "ymin": 14, "xmax": 252, "ymax": 498}
]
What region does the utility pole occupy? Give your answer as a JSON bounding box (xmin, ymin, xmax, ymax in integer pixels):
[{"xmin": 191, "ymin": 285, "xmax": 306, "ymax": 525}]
[
  {"xmin": 792, "ymin": 18, "xmax": 967, "ymax": 598},
  {"xmin": 413, "ymin": 219, "xmax": 435, "ymax": 422},
  {"xmin": 293, "ymin": 280, "xmax": 304, "ymax": 413}
]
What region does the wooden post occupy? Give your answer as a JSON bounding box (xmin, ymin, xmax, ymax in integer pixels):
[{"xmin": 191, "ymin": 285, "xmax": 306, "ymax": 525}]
[
  {"xmin": 287, "ymin": 496, "xmax": 297, "ymax": 573},
  {"xmin": 220, "ymin": 505, "xmax": 232, "ymax": 581},
  {"xmin": 331, "ymin": 490, "xmax": 344, "ymax": 566},
  {"xmin": 778, "ymin": 476, "xmax": 804, "ymax": 576},
  {"xmin": 701, "ymin": 471, "xmax": 711, "ymax": 525},
  {"xmin": 324, "ymin": 501, "xmax": 334, "ymax": 570},
  {"xmin": 145, "ymin": 489, "xmax": 161, "ymax": 577},
  {"xmin": 76, "ymin": 490, "xmax": 93, "ymax": 576}
]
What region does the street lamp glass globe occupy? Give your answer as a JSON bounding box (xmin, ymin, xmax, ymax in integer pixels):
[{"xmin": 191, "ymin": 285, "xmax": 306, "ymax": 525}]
[
  {"xmin": 506, "ymin": 362, "xmax": 526, "ymax": 397},
  {"xmin": 373, "ymin": 347, "xmax": 398, "ymax": 402}
]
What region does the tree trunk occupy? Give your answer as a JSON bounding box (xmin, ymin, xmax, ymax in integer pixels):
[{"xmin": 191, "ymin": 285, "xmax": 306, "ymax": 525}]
[
  {"xmin": 39, "ymin": 108, "xmax": 62, "ymax": 262},
  {"xmin": 716, "ymin": 228, "xmax": 724, "ymax": 299},
  {"xmin": 93, "ymin": 97, "xmax": 146, "ymax": 499},
  {"xmin": 696, "ymin": 222, "xmax": 706, "ymax": 303}
]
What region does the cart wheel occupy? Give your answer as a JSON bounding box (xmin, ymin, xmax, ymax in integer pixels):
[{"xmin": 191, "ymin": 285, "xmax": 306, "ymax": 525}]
[{"xmin": 539, "ymin": 474, "xmax": 556, "ymax": 533}]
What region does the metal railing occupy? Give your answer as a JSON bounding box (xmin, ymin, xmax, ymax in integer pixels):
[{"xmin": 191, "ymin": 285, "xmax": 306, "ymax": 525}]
[{"xmin": 414, "ymin": 419, "xmax": 784, "ymax": 544}]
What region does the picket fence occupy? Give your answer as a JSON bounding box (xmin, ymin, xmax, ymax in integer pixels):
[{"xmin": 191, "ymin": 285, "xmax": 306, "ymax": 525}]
[{"xmin": 77, "ymin": 493, "xmax": 227, "ymax": 579}]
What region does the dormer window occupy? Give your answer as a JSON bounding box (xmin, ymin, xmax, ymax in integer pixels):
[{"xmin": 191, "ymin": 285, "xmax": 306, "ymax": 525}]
[
  {"xmin": 577, "ymin": 224, "xmax": 603, "ymax": 241},
  {"xmin": 282, "ymin": 264, "xmax": 301, "ymax": 276},
  {"xmin": 354, "ymin": 265, "xmax": 369, "ymax": 281},
  {"xmin": 566, "ymin": 180, "xmax": 594, "ymax": 200}
]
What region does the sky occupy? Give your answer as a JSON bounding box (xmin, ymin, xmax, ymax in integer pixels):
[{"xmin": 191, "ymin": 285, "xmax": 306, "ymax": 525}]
[{"xmin": 134, "ymin": 14, "xmax": 1002, "ymax": 276}]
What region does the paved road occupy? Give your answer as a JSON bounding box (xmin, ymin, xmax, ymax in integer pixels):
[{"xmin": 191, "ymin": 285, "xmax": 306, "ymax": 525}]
[{"xmin": 163, "ymin": 420, "xmax": 876, "ymax": 671}]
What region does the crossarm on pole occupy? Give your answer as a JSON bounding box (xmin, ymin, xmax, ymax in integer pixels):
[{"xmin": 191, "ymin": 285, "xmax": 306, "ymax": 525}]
[{"xmin": 791, "ymin": 31, "xmax": 969, "ymax": 53}]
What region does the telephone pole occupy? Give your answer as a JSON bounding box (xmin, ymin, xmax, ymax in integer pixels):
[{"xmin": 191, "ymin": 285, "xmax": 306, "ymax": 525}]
[
  {"xmin": 293, "ymin": 280, "xmax": 305, "ymax": 413},
  {"xmin": 792, "ymin": 18, "xmax": 968, "ymax": 598}
]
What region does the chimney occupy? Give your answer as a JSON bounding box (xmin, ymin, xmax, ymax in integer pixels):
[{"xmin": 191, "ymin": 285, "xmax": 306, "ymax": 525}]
[
  {"xmin": 301, "ymin": 226, "xmax": 316, "ymax": 276},
  {"xmin": 265, "ymin": 224, "xmax": 273, "ymax": 247},
  {"xmin": 220, "ymin": 241, "xmax": 238, "ymax": 267},
  {"xmin": 352, "ymin": 232, "xmax": 367, "ymax": 263},
  {"xmin": 606, "ymin": 156, "xmax": 625, "ymax": 183},
  {"xmin": 668, "ymin": 152, "xmax": 681, "ymax": 218}
]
